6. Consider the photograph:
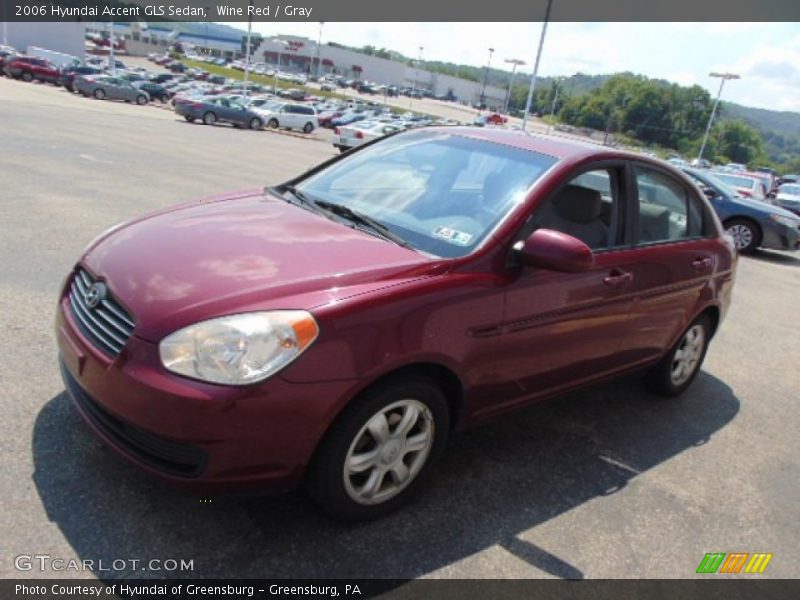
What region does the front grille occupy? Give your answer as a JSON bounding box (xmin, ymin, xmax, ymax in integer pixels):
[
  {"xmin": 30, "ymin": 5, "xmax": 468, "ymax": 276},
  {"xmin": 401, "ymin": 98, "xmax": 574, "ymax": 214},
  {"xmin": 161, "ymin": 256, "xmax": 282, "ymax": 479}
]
[
  {"xmin": 61, "ymin": 360, "xmax": 207, "ymax": 478},
  {"xmin": 68, "ymin": 269, "xmax": 135, "ymax": 357}
]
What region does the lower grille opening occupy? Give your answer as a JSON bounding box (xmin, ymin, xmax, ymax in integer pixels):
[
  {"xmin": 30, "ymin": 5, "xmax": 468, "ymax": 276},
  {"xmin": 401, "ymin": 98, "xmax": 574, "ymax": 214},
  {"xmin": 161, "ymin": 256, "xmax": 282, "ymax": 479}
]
[{"xmin": 61, "ymin": 360, "xmax": 207, "ymax": 478}]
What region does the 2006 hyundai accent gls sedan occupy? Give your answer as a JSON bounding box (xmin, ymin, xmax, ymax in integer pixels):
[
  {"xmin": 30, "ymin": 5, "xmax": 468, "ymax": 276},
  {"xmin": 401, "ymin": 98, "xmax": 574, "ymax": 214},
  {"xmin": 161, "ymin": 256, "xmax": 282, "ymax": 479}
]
[{"xmin": 56, "ymin": 128, "xmax": 736, "ymax": 520}]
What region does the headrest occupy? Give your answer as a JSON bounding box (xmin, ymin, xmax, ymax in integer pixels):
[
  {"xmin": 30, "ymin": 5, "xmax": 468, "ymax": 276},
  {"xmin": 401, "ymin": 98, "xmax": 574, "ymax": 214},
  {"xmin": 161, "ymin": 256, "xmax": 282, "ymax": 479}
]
[{"xmin": 552, "ymin": 185, "xmax": 603, "ymax": 224}]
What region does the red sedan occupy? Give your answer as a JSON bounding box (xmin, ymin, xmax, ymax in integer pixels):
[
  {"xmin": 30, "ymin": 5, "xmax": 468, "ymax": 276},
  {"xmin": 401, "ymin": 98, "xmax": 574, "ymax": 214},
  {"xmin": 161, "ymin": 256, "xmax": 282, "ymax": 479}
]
[{"xmin": 56, "ymin": 128, "xmax": 736, "ymax": 520}]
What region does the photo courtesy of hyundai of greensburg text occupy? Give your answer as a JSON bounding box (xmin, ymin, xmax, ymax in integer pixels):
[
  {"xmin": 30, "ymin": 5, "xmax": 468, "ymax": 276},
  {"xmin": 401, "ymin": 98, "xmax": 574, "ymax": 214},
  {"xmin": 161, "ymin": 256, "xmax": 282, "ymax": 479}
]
[{"xmin": 1, "ymin": 0, "xmax": 799, "ymax": 598}]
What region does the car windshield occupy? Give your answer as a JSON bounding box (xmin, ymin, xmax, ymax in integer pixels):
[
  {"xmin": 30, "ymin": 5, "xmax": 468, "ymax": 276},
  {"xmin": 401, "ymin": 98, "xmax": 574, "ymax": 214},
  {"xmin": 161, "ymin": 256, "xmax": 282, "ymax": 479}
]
[
  {"xmin": 779, "ymin": 184, "xmax": 800, "ymax": 195},
  {"xmin": 714, "ymin": 173, "xmax": 757, "ymax": 189},
  {"xmin": 294, "ymin": 130, "xmax": 557, "ymax": 258},
  {"xmin": 691, "ymin": 171, "xmax": 741, "ymax": 198}
]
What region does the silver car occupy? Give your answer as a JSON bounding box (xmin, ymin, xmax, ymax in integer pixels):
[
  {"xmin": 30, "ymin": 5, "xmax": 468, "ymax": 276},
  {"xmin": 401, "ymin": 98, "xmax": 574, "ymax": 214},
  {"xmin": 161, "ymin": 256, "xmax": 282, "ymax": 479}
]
[{"xmin": 75, "ymin": 75, "xmax": 150, "ymax": 105}]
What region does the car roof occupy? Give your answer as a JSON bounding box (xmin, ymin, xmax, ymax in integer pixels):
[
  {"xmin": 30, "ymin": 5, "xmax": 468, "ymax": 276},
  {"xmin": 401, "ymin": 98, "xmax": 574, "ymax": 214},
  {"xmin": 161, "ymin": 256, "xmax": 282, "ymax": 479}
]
[{"xmin": 423, "ymin": 126, "xmax": 638, "ymax": 161}]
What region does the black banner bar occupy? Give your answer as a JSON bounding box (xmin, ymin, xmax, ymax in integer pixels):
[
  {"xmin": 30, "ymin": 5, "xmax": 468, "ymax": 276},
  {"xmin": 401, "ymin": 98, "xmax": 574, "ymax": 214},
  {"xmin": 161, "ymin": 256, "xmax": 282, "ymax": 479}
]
[
  {"xmin": 2, "ymin": 580, "xmax": 799, "ymax": 600},
  {"xmin": 3, "ymin": 0, "xmax": 800, "ymax": 22}
]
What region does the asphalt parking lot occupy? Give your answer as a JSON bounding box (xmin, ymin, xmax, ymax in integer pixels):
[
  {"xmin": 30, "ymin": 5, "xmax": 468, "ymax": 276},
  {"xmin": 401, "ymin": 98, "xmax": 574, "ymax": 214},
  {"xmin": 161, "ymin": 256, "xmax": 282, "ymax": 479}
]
[{"xmin": 1, "ymin": 74, "xmax": 799, "ymax": 580}]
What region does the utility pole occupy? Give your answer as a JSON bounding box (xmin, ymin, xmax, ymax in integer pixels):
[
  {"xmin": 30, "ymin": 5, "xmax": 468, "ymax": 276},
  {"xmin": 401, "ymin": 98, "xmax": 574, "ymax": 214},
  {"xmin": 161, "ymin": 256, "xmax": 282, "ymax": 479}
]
[
  {"xmin": 522, "ymin": 0, "xmax": 553, "ymax": 132},
  {"xmin": 503, "ymin": 58, "xmax": 525, "ymax": 114},
  {"xmin": 410, "ymin": 46, "xmax": 423, "ymax": 109},
  {"xmin": 698, "ymin": 72, "xmax": 741, "ymax": 161},
  {"xmin": 243, "ymin": 0, "xmax": 253, "ymax": 97},
  {"xmin": 315, "ymin": 22, "xmax": 324, "ymax": 78},
  {"xmin": 479, "ymin": 47, "xmax": 494, "ymax": 108}
]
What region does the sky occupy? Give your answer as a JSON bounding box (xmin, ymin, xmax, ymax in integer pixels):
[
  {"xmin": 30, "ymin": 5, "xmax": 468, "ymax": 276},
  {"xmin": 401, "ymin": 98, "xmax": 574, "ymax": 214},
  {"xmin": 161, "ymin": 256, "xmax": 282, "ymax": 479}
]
[{"xmin": 227, "ymin": 22, "xmax": 800, "ymax": 112}]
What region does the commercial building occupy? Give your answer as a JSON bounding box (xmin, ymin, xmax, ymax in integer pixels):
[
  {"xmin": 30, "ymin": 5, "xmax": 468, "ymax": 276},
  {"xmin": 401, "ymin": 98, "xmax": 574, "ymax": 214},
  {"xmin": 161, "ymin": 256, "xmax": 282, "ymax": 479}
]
[{"xmin": 1, "ymin": 22, "xmax": 86, "ymax": 60}]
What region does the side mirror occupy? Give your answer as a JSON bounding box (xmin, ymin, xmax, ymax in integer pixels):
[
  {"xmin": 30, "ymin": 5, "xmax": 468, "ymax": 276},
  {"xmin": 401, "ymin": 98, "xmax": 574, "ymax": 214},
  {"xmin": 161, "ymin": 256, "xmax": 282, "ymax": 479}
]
[
  {"xmin": 515, "ymin": 229, "xmax": 595, "ymax": 272},
  {"xmin": 702, "ymin": 187, "xmax": 718, "ymax": 200}
]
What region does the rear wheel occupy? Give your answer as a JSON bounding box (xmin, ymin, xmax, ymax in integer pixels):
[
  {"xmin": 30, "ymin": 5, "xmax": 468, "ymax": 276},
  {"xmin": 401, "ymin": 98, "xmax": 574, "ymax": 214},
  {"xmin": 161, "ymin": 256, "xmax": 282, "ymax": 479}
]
[
  {"xmin": 93, "ymin": 88, "xmax": 105, "ymax": 100},
  {"xmin": 21, "ymin": 71, "xmax": 33, "ymax": 82},
  {"xmin": 724, "ymin": 218, "xmax": 760, "ymax": 254},
  {"xmin": 135, "ymin": 95, "xmax": 147, "ymax": 105},
  {"xmin": 184, "ymin": 115, "xmax": 195, "ymax": 123},
  {"xmin": 645, "ymin": 315, "xmax": 711, "ymax": 397},
  {"xmin": 249, "ymin": 117, "xmax": 263, "ymax": 130},
  {"xmin": 202, "ymin": 111, "xmax": 217, "ymax": 126},
  {"xmin": 268, "ymin": 118, "xmax": 279, "ymax": 129},
  {"xmin": 307, "ymin": 375, "xmax": 449, "ymax": 521},
  {"xmin": 303, "ymin": 122, "xmax": 314, "ymax": 134}
]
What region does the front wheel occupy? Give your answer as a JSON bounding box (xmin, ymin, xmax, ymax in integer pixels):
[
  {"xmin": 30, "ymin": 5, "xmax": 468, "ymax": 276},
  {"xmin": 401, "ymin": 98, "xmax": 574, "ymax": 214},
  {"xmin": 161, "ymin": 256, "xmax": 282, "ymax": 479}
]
[
  {"xmin": 202, "ymin": 111, "xmax": 217, "ymax": 126},
  {"xmin": 724, "ymin": 218, "xmax": 760, "ymax": 254},
  {"xmin": 93, "ymin": 88, "xmax": 105, "ymax": 100},
  {"xmin": 135, "ymin": 95, "xmax": 147, "ymax": 105},
  {"xmin": 249, "ymin": 117, "xmax": 263, "ymax": 130},
  {"xmin": 306, "ymin": 375, "xmax": 449, "ymax": 521},
  {"xmin": 303, "ymin": 122, "xmax": 314, "ymax": 134},
  {"xmin": 21, "ymin": 71, "xmax": 33, "ymax": 82},
  {"xmin": 268, "ymin": 118, "xmax": 279, "ymax": 129},
  {"xmin": 184, "ymin": 115, "xmax": 195, "ymax": 122},
  {"xmin": 645, "ymin": 315, "xmax": 711, "ymax": 397}
]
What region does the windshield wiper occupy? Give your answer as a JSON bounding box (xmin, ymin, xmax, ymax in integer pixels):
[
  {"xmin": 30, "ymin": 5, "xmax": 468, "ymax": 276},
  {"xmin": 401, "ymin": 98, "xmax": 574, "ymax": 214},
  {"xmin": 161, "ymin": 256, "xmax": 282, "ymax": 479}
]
[{"xmin": 313, "ymin": 200, "xmax": 413, "ymax": 249}]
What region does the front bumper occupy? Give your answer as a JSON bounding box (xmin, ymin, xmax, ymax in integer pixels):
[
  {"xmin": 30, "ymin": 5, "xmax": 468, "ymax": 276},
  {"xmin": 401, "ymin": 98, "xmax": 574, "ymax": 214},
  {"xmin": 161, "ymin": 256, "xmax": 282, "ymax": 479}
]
[
  {"xmin": 56, "ymin": 297, "xmax": 358, "ymax": 494},
  {"xmin": 760, "ymin": 219, "xmax": 800, "ymax": 251}
]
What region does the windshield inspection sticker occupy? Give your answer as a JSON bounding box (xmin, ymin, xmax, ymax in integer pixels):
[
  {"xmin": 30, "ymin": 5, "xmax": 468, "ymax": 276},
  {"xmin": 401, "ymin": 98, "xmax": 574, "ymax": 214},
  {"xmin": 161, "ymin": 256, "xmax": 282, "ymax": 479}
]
[{"xmin": 432, "ymin": 226, "xmax": 474, "ymax": 246}]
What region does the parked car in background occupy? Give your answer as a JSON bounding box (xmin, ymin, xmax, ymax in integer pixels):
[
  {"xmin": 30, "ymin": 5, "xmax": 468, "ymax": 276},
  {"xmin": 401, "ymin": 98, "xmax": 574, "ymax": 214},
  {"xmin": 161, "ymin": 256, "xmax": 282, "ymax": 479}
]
[
  {"xmin": 74, "ymin": 75, "xmax": 150, "ymax": 104},
  {"xmin": 689, "ymin": 158, "xmax": 710, "ymax": 168},
  {"xmin": 683, "ymin": 168, "xmax": 800, "ymax": 253},
  {"xmin": 132, "ymin": 81, "xmax": 170, "ymax": 103},
  {"xmin": 776, "ymin": 183, "xmax": 800, "ymax": 216},
  {"xmin": 711, "ymin": 172, "xmax": 768, "ymax": 202},
  {"xmin": 332, "ymin": 121, "xmax": 405, "ymax": 152},
  {"xmin": 174, "ymin": 96, "xmax": 264, "ymax": 129},
  {"xmin": 3, "ymin": 56, "xmax": 60, "ymax": 83},
  {"xmin": 58, "ymin": 65, "xmax": 103, "ymax": 92},
  {"xmin": 57, "ymin": 128, "xmax": 737, "ymax": 520},
  {"xmin": 254, "ymin": 102, "xmax": 318, "ymax": 133},
  {"xmin": 0, "ymin": 48, "xmax": 17, "ymax": 75}
]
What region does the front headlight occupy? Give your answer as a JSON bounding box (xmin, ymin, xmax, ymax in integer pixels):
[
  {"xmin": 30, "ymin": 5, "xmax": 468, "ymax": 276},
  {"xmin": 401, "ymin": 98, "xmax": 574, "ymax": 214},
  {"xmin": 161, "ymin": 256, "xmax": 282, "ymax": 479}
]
[
  {"xmin": 159, "ymin": 311, "xmax": 319, "ymax": 385},
  {"xmin": 770, "ymin": 214, "xmax": 800, "ymax": 228}
]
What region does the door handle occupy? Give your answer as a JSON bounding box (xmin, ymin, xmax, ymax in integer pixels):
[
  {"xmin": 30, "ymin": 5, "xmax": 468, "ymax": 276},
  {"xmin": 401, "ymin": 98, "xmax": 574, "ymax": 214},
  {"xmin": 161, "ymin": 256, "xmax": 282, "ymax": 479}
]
[
  {"xmin": 603, "ymin": 269, "xmax": 633, "ymax": 288},
  {"xmin": 692, "ymin": 257, "xmax": 712, "ymax": 271}
]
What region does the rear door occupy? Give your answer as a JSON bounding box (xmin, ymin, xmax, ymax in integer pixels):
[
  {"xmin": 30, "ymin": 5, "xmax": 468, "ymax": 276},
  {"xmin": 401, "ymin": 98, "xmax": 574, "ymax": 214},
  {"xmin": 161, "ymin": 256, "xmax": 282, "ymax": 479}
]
[{"xmin": 620, "ymin": 162, "xmax": 717, "ymax": 364}]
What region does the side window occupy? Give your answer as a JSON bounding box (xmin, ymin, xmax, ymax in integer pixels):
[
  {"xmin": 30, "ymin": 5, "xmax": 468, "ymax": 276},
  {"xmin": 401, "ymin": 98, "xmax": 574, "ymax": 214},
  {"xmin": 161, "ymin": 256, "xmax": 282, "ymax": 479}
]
[
  {"xmin": 635, "ymin": 166, "xmax": 703, "ymax": 243},
  {"xmin": 528, "ymin": 168, "xmax": 620, "ymax": 250}
]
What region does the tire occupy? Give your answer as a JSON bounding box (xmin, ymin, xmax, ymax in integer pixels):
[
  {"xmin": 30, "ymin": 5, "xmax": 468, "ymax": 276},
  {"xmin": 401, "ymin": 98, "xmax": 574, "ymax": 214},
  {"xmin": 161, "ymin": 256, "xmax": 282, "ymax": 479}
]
[
  {"xmin": 93, "ymin": 88, "xmax": 105, "ymax": 100},
  {"xmin": 135, "ymin": 95, "xmax": 147, "ymax": 105},
  {"xmin": 303, "ymin": 122, "xmax": 314, "ymax": 134},
  {"xmin": 160, "ymin": 94, "xmax": 169, "ymax": 104},
  {"xmin": 249, "ymin": 117, "xmax": 263, "ymax": 130},
  {"xmin": 21, "ymin": 71, "xmax": 33, "ymax": 82},
  {"xmin": 66, "ymin": 85, "xmax": 74, "ymax": 93},
  {"xmin": 268, "ymin": 118, "xmax": 279, "ymax": 129},
  {"xmin": 202, "ymin": 111, "xmax": 217, "ymax": 126},
  {"xmin": 339, "ymin": 146, "xmax": 348, "ymax": 153},
  {"xmin": 723, "ymin": 218, "xmax": 761, "ymax": 254},
  {"xmin": 645, "ymin": 314, "xmax": 711, "ymax": 397},
  {"xmin": 306, "ymin": 374, "xmax": 450, "ymax": 521},
  {"xmin": 184, "ymin": 115, "xmax": 195, "ymax": 123}
]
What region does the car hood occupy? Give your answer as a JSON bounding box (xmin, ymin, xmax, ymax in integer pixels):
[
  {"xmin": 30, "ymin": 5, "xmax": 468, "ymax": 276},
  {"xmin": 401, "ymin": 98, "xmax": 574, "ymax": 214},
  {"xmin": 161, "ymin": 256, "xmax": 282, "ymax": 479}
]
[{"xmin": 81, "ymin": 189, "xmax": 435, "ymax": 341}]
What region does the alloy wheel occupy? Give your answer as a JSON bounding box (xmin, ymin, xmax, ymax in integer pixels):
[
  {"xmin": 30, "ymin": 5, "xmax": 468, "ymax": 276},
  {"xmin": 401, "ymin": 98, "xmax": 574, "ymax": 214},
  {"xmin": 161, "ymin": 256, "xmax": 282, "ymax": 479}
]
[
  {"xmin": 670, "ymin": 324, "xmax": 705, "ymax": 386},
  {"xmin": 726, "ymin": 223, "xmax": 753, "ymax": 250},
  {"xmin": 343, "ymin": 399, "xmax": 434, "ymax": 505}
]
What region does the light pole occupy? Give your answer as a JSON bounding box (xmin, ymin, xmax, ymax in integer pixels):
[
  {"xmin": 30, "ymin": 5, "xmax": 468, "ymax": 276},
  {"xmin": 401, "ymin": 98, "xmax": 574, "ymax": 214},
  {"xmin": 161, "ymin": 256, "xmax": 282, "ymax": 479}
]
[
  {"xmin": 522, "ymin": 0, "xmax": 553, "ymax": 132},
  {"xmin": 410, "ymin": 46, "xmax": 423, "ymax": 108},
  {"xmin": 698, "ymin": 72, "xmax": 741, "ymax": 161},
  {"xmin": 550, "ymin": 76, "xmax": 564, "ymax": 118},
  {"xmin": 503, "ymin": 58, "xmax": 525, "ymax": 114},
  {"xmin": 315, "ymin": 22, "xmax": 324, "ymax": 78},
  {"xmin": 242, "ymin": 0, "xmax": 254, "ymax": 98},
  {"xmin": 479, "ymin": 47, "xmax": 494, "ymax": 108},
  {"xmin": 108, "ymin": 13, "xmax": 116, "ymax": 73},
  {"xmin": 270, "ymin": 39, "xmax": 289, "ymax": 91}
]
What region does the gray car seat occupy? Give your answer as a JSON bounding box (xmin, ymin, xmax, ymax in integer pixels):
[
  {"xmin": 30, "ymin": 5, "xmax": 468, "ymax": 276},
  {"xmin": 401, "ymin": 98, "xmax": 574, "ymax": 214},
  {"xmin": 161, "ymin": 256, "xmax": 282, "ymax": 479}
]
[{"xmin": 535, "ymin": 185, "xmax": 609, "ymax": 249}]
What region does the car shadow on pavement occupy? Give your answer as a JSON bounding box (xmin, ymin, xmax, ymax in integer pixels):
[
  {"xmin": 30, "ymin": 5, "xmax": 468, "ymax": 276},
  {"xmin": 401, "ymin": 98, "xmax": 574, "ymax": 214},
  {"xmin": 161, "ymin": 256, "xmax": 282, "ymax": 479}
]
[
  {"xmin": 747, "ymin": 249, "xmax": 800, "ymax": 267},
  {"xmin": 32, "ymin": 371, "xmax": 739, "ymax": 580}
]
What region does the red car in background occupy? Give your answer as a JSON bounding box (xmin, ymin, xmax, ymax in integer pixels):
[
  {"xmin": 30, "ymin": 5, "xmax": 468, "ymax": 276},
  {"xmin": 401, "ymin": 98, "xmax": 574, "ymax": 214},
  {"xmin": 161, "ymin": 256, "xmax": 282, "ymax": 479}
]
[
  {"xmin": 3, "ymin": 56, "xmax": 60, "ymax": 83},
  {"xmin": 56, "ymin": 128, "xmax": 736, "ymax": 520}
]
